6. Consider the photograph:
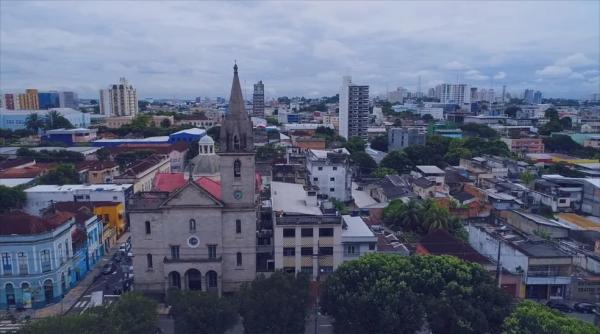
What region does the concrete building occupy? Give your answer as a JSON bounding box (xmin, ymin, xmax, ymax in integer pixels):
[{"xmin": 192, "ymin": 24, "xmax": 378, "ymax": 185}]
[
  {"xmin": 99, "ymin": 78, "xmax": 138, "ymax": 116},
  {"xmin": 501, "ymin": 137, "xmax": 545, "ymax": 154},
  {"xmin": 58, "ymin": 91, "xmax": 78, "ymax": 109},
  {"xmin": 42, "ymin": 128, "xmax": 98, "ymax": 145},
  {"xmin": 114, "ymin": 155, "xmax": 171, "ymax": 193},
  {"xmin": 438, "ymin": 83, "xmax": 470, "ymax": 105},
  {"xmin": 252, "ymin": 80, "xmax": 264, "ymax": 117},
  {"xmin": 0, "ymin": 108, "xmax": 91, "ymax": 130},
  {"xmin": 271, "ymin": 182, "xmax": 343, "ymax": 280},
  {"xmin": 128, "ymin": 64, "xmax": 257, "ymax": 296},
  {"xmin": 339, "ymin": 76, "xmax": 369, "ymax": 140},
  {"xmin": 38, "ymin": 92, "xmax": 60, "ymax": 109},
  {"xmin": 24, "ymin": 184, "xmax": 133, "ymax": 216},
  {"xmin": 388, "ymin": 127, "xmax": 426, "ymax": 151},
  {"xmin": 0, "ymin": 211, "xmax": 76, "ymax": 309},
  {"xmin": 341, "ymin": 215, "xmax": 377, "ymax": 262},
  {"xmin": 306, "ymin": 148, "xmax": 352, "ymax": 202},
  {"xmin": 18, "ymin": 89, "xmax": 39, "ymax": 110},
  {"xmin": 1, "ymin": 93, "xmax": 19, "ymax": 110},
  {"xmin": 387, "ymin": 87, "xmax": 407, "ymax": 103}
]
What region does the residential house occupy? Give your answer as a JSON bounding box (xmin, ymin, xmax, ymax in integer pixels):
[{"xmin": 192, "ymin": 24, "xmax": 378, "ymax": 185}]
[
  {"xmin": 341, "ymin": 215, "xmax": 377, "ymax": 262},
  {"xmin": 306, "ymin": 148, "xmax": 352, "ymax": 202},
  {"xmin": 114, "ymin": 155, "xmax": 171, "ymax": 193},
  {"xmin": 75, "ymin": 160, "xmax": 119, "ymax": 184}
]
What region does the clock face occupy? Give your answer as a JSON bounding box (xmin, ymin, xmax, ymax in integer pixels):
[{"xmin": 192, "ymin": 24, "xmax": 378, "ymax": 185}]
[{"xmin": 233, "ymin": 190, "xmax": 243, "ymax": 200}]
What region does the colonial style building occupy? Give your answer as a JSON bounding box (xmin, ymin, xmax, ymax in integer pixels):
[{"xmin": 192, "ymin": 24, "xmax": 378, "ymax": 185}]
[{"xmin": 129, "ymin": 64, "xmax": 257, "ymax": 296}]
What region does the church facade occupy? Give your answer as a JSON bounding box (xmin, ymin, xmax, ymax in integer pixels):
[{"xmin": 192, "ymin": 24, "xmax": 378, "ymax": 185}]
[{"xmin": 129, "ymin": 64, "xmax": 257, "ymax": 295}]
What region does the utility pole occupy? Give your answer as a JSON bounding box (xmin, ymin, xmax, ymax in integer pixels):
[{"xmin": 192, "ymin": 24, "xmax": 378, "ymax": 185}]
[{"xmin": 495, "ymin": 238, "xmax": 502, "ymax": 288}]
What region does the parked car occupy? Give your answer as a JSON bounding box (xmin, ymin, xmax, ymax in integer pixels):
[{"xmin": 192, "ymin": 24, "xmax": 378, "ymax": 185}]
[
  {"xmin": 574, "ymin": 302, "xmax": 596, "ymax": 314},
  {"xmin": 546, "ymin": 300, "xmax": 573, "ymax": 313},
  {"xmin": 102, "ymin": 262, "xmax": 115, "ymax": 275}
]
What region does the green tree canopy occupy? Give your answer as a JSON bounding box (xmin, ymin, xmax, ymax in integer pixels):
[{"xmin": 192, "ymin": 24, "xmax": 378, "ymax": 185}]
[
  {"xmin": 350, "ymin": 151, "xmax": 377, "ymax": 176},
  {"xmin": 502, "ymin": 300, "xmax": 600, "ymax": 334},
  {"xmin": 504, "ymin": 106, "xmax": 521, "ymax": 118},
  {"xmin": 38, "ymin": 164, "xmax": 81, "ymax": 185},
  {"xmin": 460, "ymin": 123, "xmax": 499, "ymax": 139},
  {"xmin": 344, "ymin": 136, "xmax": 366, "ymax": 154},
  {"xmin": 0, "ymin": 185, "xmax": 26, "ymax": 213},
  {"xmin": 239, "ymin": 271, "xmax": 310, "ymax": 334},
  {"xmin": 370, "ymin": 135, "xmax": 388, "ymax": 152},
  {"xmin": 45, "ymin": 110, "xmax": 74, "ymax": 130},
  {"xmin": 17, "ymin": 148, "xmax": 85, "ymax": 163},
  {"xmin": 322, "ymin": 254, "xmax": 513, "ymax": 334},
  {"xmin": 25, "ymin": 113, "xmax": 45, "ymax": 133},
  {"xmin": 380, "ymin": 150, "xmax": 412, "ymax": 174},
  {"xmin": 168, "ymin": 290, "xmax": 237, "ymax": 334}
]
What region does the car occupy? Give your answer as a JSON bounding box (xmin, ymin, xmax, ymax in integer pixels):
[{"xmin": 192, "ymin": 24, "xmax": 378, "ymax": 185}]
[
  {"xmin": 102, "ymin": 262, "xmax": 115, "ymax": 275},
  {"xmin": 546, "ymin": 300, "xmax": 573, "ymax": 313},
  {"xmin": 574, "ymin": 302, "xmax": 596, "ymax": 314}
]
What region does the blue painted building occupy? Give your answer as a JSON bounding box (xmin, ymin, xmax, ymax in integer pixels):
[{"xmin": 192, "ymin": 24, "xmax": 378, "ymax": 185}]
[
  {"xmin": 0, "ymin": 211, "xmax": 76, "ymax": 309},
  {"xmin": 91, "ymin": 127, "xmax": 205, "ymax": 147},
  {"xmin": 0, "ymin": 108, "xmax": 91, "ymax": 131},
  {"xmin": 38, "ymin": 92, "xmax": 60, "ymax": 109}
]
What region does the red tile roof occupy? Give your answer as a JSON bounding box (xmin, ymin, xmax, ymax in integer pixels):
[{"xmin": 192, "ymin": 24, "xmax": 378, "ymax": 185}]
[
  {"xmin": 0, "ymin": 158, "xmax": 35, "ymax": 170},
  {"xmin": 0, "ymin": 163, "xmax": 56, "ymax": 178},
  {"xmin": 0, "ymin": 211, "xmax": 73, "ymax": 235},
  {"xmin": 417, "ymin": 229, "xmax": 492, "ymax": 265},
  {"xmin": 153, "ymin": 172, "xmax": 221, "ymax": 200},
  {"xmin": 75, "ymin": 160, "xmax": 118, "ymax": 171}
]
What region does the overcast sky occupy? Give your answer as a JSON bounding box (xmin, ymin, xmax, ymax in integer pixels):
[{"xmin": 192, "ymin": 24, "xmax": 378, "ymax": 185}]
[{"xmin": 1, "ymin": 1, "xmax": 599, "ymax": 100}]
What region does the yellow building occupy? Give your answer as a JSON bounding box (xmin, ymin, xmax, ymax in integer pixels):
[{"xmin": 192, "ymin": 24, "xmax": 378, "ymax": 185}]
[
  {"xmin": 18, "ymin": 89, "xmax": 39, "ymax": 110},
  {"xmin": 94, "ymin": 201, "xmax": 127, "ymax": 236}
]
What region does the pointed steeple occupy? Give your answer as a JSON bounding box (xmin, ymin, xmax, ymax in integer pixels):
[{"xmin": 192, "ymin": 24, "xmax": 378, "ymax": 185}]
[{"xmin": 228, "ymin": 63, "xmax": 247, "ymax": 120}]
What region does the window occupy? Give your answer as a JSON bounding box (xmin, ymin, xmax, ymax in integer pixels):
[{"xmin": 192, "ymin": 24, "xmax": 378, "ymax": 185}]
[
  {"xmin": 145, "ymin": 221, "xmax": 151, "ymax": 234},
  {"xmin": 189, "ymin": 219, "xmax": 196, "ymax": 232},
  {"xmin": 320, "ymin": 266, "xmax": 334, "ymax": 273},
  {"xmin": 65, "ymin": 240, "xmax": 69, "ymax": 258},
  {"xmin": 330, "ymin": 177, "xmax": 335, "ymax": 181},
  {"xmin": 283, "ymin": 267, "xmax": 295, "ymax": 274},
  {"xmin": 329, "ymin": 188, "xmax": 335, "ymax": 192},
  {"xmin": 346, "ymin": 245, "xmax": 356, "ymax": 255},
  {"xmin": 319, "ymin": 247, "xmax": 334, "ymax": 255},
  {"xmin": 18, "ymin": 252, "xmax": 27, "ymax": 275},
  {"xmin": 146, "ymin": 254, "xmax": 153, "ymax": 269},
  {"xmin": 41, "ymin": 250, "xmax": 51, "ymax": 273},
  {"xmin": 313, "ymin": 177, "xmax": 318, "ymax": 182},
  {"xmin": 234, "ymin": 159, "xmax": 241, "ymax": 178},
  {"xmin": 1, "ymin": 253, "xmax": 12, "ymax": 275},
  {"xmin": 208, "ymin": 245, "xmax": 217, "ymax": 259},
  {"xmin": 236, "ymin": 252, "xmax": 242, "ymax": 266},
  {"xmin": 170, "ymin": 246, "xmax": 180, "ymax": 259},
  {"xmin": 283, "ymin": 228, "xmax": 295, "ymax": 238},
  {"xmin": 283, "ymin": 248, "xmax": 295, "ymax": 256},
  {"xmin": 300, "ymin": 266, "xmax": 313, "ymax": 274},
  {"xmin": 369, "ymin": 243, "xmax": 376, "ymax": 250},
  {"xmin": 319, "ymin": 228, "xmax": 334, "ymax": 237},
  {"xmin": 236, "ymin": 219, "xmax": 242, "ymax": 234},
  {"xmin": 58, "ymin": 244, "xmax": 64, "ymax": 265},
  {"xmin": 301, "ymin": 228, "xmax": 313, "ymax": 237},
  {"xmin": 301, "ymin": 247, "xmax": 313, "ymax": 256},
  {"xmin": 333, "ymin": 167, "xmax": 338, "ymax": 171},
  {"xmin": 318, "ymin": 167, "xmax": 323, "ymax": 171}
]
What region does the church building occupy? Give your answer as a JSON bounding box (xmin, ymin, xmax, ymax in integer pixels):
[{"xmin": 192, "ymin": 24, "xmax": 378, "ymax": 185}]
[{"xmin": 129, "ymin": 64, "xmax": 257, "ymax": 295}]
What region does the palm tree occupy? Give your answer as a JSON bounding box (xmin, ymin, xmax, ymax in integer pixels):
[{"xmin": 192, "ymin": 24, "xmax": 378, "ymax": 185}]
[
  {"xmin": 423, "ymin": 205, "xmax": 449, "ymax": 232},
  {"xmin": 399, "ymin": 199, "xmax": 423, "ymax": 233},
  {"xmin": 25, "ymin": 113, "xmax": 44, "ymax": 133}
]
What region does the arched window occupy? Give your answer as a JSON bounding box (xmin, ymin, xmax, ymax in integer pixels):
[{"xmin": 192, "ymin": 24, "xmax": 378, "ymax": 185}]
[
  {"xmin": 145, "ymin": 221, "xmax": 151, "ymax": 234},
  {"xmin": 236, "ymin": 252, "xmax": 242, "ymax": 267},
  {"xmin": 234, "ymin": 160, "xmax": 241, "ymax": 178},
  {"xmin": 189, "ymin": 219, "xmax": 196, "ymax": 232},
  {"xmin": 147, "ymin": 254, "xmax": 153, "ymax": 269},
  {"xmin": 5, "ymin": 283, "xmax": 15, "ymax": 306}
]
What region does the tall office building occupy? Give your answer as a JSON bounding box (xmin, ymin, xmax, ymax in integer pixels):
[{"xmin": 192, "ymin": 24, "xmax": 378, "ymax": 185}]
[
  {"xmin": 18, "ymin": 89, "xmax": 39, "ymax": 110},
  {"xmin": 1, "ymin": 93, "xmax": 19, "ymax": 110},
  {"xmin": 38, "ymin": 91, "xmax": 60, "ymax": 109},
  {"xmin": 501, "ymin": 85, "xmax": 506, "ymax": 103},
  {"xmin": 252, "ymin": 80, "xmax": 264, "ymax": 117},
  {"xmin": 387, "ymin": 87, "xmax": 407, "ymax": 103},
  {"xmin": 99, "ymin": 77, "xmax": 138, "ymax": 116},
  {"xmin": 523, "ymin": 89, "xmax": 542, "ymax": 105},
  {"xmin": 59, "ymin": 91, "xmax": 79, "ymax": 109},
  {"xmin": 339, "ymin": 76, "xmax": 369, "ymax": 140},
  {"xmin": 533, "ymin": 91, "xmax": 543, "ymax": 104},
  {"xmin": 438, "ymin": 83, "xmax": 470, "ymax": 105}
]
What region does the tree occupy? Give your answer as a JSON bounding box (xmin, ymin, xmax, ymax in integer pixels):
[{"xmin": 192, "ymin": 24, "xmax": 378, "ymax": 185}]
[
  {"xmin": 239, "ymin": 271, "xmax": 310, "ymax": 334},
  {"xmin": 38, "ymin": 164, "xmax": 81, "ymax": 185},
  {"xmin": 559, "ymin": 116, "xmax": 572, "ymax": 130},
  {"xmin": 266, "ymin": 117, "xmax": 281, "ymax": 126},
  {"xmin": 520, "ymin": 171, "xmax": 536, "ymax": 186},
  {"xmin": 0, "ymin": 186, "xmax": 26, "ymax": 212},
  {"xmin": 421, "ymin": 113, "xmax": 434, "ymax": 123},
  {"xmin": 160, "ymin": 118, "xmax": 171, "ymax": 128},
  {"xmin": 96, "ymin": 148, "xmax": 110, "ymax": 161},
  {"xmin": 19, "ymin": 292, "xmax": 157, "ymax": 334},
  {"xmin": 130, "ymin": 114, "xmax": 151, "ymax": 128},
  {"xmin": 373, "ymin": 167, "xmax": 396, "ymax": 178},
  {"xmin": 380, "ymin": 150, "xmax": 412, "ymax": 174},
  {"xmin": 370, "ymin": 135, "xmax": 388, "ymax": 152},
  {"xmin": 256, "ymin": 144, "xmax": 285, "ymax": 162},
  {"xmin": 322, "ymin": 254, "xmax": 513, "ymax": 334},
  {"xmin": 315, "ymin": 126, "xmax": 335, "ymax": 138},
  {"xmin": 45, "ymin": 110, "xmax": 74, "ymax": 130},
  {"xmin": 17, "ymin": 148, "xmax": 84, "ymax": 163},
  {"xmin": 206, "ymin": 126, "xmax": 220, "ymax": 142},
  {"xmin": 504, "ymin": 106, "xmax": 521, "ymax": 118},
  {"xmin": 25, "ymin": 113, "xmax": 45, "ymax": 133},
  {"xmin": 350, "ymin": 151, "xmax": 377, "ymax": 176},
  {"xmin": 502, "ymin": 300, "xmax": 599, "ymax": 334},
  {"xmin": 460, "ymin": 123, "xmax": 499, "ymax": 139},
  {"xmin": 169, "ymin": 290, "xmax": 237, "ymax": 334},
  {"xmin": 344, "ymin": 136, "xmax": 366, "ymax": 154},
  {"xmin": 544, "ymin": 108, "xmax": 559, "ymax": 120}
]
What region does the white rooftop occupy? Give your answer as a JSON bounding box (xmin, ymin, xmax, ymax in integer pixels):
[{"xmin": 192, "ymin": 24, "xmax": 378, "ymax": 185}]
[
  {"xmin": 0, "ymin": 146, "xmax": 100, "ymax": 155},
  {"xmin": 271, "ymin": 181, "xmax": 322, "ymax": 216},
  {"xmin": 171, "ymin": 128, "xmax": 206, "ymax": 136},
  {"xmin": 45, "ymin": 128, "xmax": 96, "ymax": 134},
  {"xmin": 342, "ymin": 215, "xmax": 376, "ymax": 238},
  {"xmin": 351, "ymin": 182, "xmax": 377, "ymax": 208},
  {"xmin": 309, "ymin": 148, "xmax": 350, "ymax": 159},
  {"xmin": 199, "ymin": 135, "xmax": 214, "ymax": 144},
  {"xmin": 0, "ymin": 178, "xmax": 34, "ymax": 188},
  {"xmin": 92, "ymin": 136, "xmax": 169, "ymax": 143},
  {"xmin": 25, "ymin": 184, "xmax": 133, "ymax": 193},
  {"xmin": 416, "ymin": 165, "xmax": 445, "ymax": 174}
]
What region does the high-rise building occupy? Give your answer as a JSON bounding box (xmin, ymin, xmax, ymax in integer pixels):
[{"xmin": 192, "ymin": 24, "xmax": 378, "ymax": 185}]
[
  {"xmin": 501, "ymin": 85, "xmax": 507, "ymax": 103},
  {"xmin": 252, "ymin": 80, "xmax": 264, "ymax": 117},
  {"xmin": 470, "ymin": 87, "xmax": 479, "ymax": 102},
  {"xmin": 59, "ymin": 91, "xmax": 78, "ymax": 109},
  {"xmin": 438, "ymin": 84, "xmax": 470, "ymax": 105},
  {"xmin": 427, "ymin": 88, "xmax": 436, "ymax": 98},
  {"xmin": 38, "ymin": 91, "xmax": 60, "ymax": 109},
  {"xmin": 1, "ymin": 93, "xmax": 19, "ymax": 110},
  {"xmin": 388, "ymin": 127, "xmax": 427, "ymax": 151},
  {"xmin": 339, "ymin": 76, "xmax": 369, "ymax": 140},
  {"xmin": 533, "ymin": 91, "xmax": 543, "ymax": 104},
  {"xmin": 387, "ymin": 87, "xmax": 407, "ymax": 103},
  {"xmin": 99, "ymin": 78, "xmax": 138, "ymax": 116},
  {"xmin": 18, "ymin": 89, "xmax": 39, "ymax": 110}
]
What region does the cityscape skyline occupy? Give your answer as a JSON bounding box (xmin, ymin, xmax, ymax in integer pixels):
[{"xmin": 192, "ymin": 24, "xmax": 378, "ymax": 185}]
[{"xmin": 1, "ymin": 1, "xmax": 599, "ymax": 99}]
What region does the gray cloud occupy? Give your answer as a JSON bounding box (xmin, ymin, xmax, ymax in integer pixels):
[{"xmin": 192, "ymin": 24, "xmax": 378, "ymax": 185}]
[{"xmin": 1, "ymin": 1, "xmax": 598, "ymax": 99}]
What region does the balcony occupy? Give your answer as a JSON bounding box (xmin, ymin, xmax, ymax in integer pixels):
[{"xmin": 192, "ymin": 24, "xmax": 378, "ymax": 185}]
[{"xmin": 344, "ymin": 251, "xmax": 360, "ymax": 258}]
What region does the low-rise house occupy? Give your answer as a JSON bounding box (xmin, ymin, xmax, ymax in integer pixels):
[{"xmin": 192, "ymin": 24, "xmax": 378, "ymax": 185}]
[
  {"xmin": 530, "ymin": 176, "xmax": 584, "ymax": 212},
  {"xmin": 0, "ymin": 210, "xmax": 76, "ymax": 309},
  {"xmin": 272, "ymin": 182, "xmax": 343, "ymax": 280},
  {"xmin": 460, "ymin": 157, "xmax": 509, "ymax": 186},
  {"xmin": 469, "ymin": 223, "xmax": 573, "ymax": 299},
  {"xmin": 174, "ymin": 114, "xmax": 216, "ymax": 128},
  {"xmin": 291, "ymin": 136, "xmax": 326, "ymax": 150},
  {"xmin": 108, "ymin": 142, "xmax": 189, "ymax": 173},
  {"xmin": 306, "ymin": 148, "xmax": 352, "ymax": 202},
  {"xmin": 272, "ymin": 164, "xmax": 306, "ymax": 185},
  {"xmin": 412, "ymin": 165, "xmax": 448, "ymax": 195},
  {"xmin": 501, "ymin": 137, "xmax": 545, "ymax": 154},
  {"xmin": 341, "ymin": 215, "xmax": 377, "ymax": 261},
  {"xmin": 369, "ymin": 174, "xmax": 414, "ymax": 203},
  {"xmin": 42, "ymin": 128, "xmax": 98, "ymax": 145},
  {"xmin": 75, "ymin": 160, "xmax": 119, "ymax": 184},
  {"xmin": 114, "ymin": 155, "xmax": 171, "ymax": 193}
]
